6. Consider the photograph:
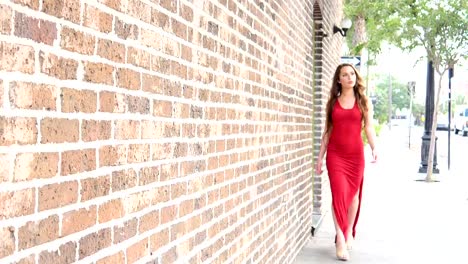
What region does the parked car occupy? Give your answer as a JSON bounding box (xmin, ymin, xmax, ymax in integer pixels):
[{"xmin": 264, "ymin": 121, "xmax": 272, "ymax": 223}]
[
  {"xmin": 453, "ymin": 106, "xmax": 468, "ymax": 136},
  {"xmin": 436, "ymin": 115, "xmax": 453, "ymax": 131}
]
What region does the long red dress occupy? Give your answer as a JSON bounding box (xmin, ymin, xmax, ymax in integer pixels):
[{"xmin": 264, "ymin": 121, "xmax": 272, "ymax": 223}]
[{"xmin": 326, "ymin": 100, "xmax": 364, "ymax": 240}]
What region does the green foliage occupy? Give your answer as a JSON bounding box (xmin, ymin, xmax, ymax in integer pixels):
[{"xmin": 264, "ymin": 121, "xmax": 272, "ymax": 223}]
[{"xmin": 372, "ymin": 75, "xmax": 411, "ymax": 124}]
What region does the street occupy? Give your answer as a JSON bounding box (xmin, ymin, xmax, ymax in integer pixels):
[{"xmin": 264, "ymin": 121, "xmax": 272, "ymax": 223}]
[{"xmin": 295, "ymin": 125, "xmax": 468, "ymax": 263}]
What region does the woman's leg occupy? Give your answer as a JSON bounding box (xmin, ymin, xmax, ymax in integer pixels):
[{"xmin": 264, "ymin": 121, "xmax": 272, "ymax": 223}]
[
  {"xmin": 346, "ymin": 192, "xmax": 360, "ymax": 249},
  {"xmin": 332, "ymin": 206, "xmax": 349, "ymax": 260}
]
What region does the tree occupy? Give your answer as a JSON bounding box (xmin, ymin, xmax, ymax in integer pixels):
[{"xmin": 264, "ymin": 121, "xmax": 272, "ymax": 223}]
[{"xmin": 396, "ymin": 0, "xmax": 468, "ymax": 181}]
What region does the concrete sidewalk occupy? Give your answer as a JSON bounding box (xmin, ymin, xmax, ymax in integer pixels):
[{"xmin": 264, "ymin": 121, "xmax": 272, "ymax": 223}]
[{"xmin": 295, "ymin": 126, "xmax": 468, "ymax": 263}]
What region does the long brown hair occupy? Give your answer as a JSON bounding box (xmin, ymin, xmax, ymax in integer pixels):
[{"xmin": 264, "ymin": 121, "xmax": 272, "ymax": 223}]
[{"xmin": 324, "ymin": 63, "xmax": 368, "ymax": 133}]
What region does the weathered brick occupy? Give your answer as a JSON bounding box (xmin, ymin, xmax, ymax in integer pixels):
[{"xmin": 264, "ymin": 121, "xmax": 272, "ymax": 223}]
[
  {"xmin": 40, "ymin": 118, "xmax": 79, "ymax": 143},
  {"xmin": 42, "ymin": 0, "xmax": 80, "ymax": 24},
  {"xmin": 14, "ymin": 152, "xmax": 59, "ymax": 181},
  {"xmin": 61, "ymin": 88, "xmax": 97, "ymax": 113},
  {"xmin": 113, "ymin": 218, "xmax": 137, "ymax": 243},
  {"xmin": 98, "ymin": 199, "xmax": 124, "ymax": 223},
  {"xmin": 39, "ymin": 51, "xmax": 78, "ymax": 80},
  {"xmin": 142, "ymin": 73, "xmax": 162, "ymax": 94},
  {"xmin": 0, "ymin": 188, "xmax": 35, "ymax": 219},
  {"xmin": 83, "ymin": 62, "xmax": 114, "ymax": 85},
  {"xmin": 0, "ymin": 117, "xmax": 38, "ymax": 145},
  {"xmin": 0, "ymin": 42, "xmax": 35, "ymax": 73},
  {"xmin": 83, "ymin": 4, "xmax": 113, "ymax": 33},
  {"xmin": 115, "ymin": 17, "xmax": 139, "ymax": 40},
  {"xmin": 141, "ymin": 121, "xmax": 164, "ymax": 140},
  {"xmin": 14, "ymin": 254, "xmax": 35, "ymax": 264},
  {"xmin": 0, "ymin": 79, "xmax": 3, "ymax": 108},
  {"xmin": 11, "ymin": 0, "xmax": 40, "ymax": 9},
  {"xmin": 97, "ymin": 38, "xmax": 125, "ymax": 63},
  {"xmin": 127, "ymin": 95, "xmax": 150, "ymax": 114},
  {"xmin": 161, "ymin": 246, "xmax": 177, "ymax": 264},
  {"xmin": 116, "ymin": 68, "xmax": 141, "ymax": 90},
  {"xmin": 139, "ymin": 166, "xmax": 160, "ymax": 185},
  {"xmin": 160, "ymin": 0, "xmax": 177, "ymax": 13},
  {"xmin": 127, "ymin": 46, "xmax": 151, "ymax": 69},
  {"xmin": 38, "ymin": 181, "xmax": 78, "ymax": 211},
  {"xmin": 114, "ymin": 120, "xmax": 140, "ymax": 139},
  {"xmin": 81, "ymin": 120, "xmax": 111, "ymax": 142},
  {"xmin": 153, "ymin": 99, "xmax": 172, "ymax": 117},
  {"xmin": 60, "ymin": 26, "xmax": 95, "ymax": 55},
  {"xmin": 39, "ymin": 241, "xmax": 76, "ymax": 264},
  {"xmin": 10, "ymin": 82, "xmax": 57, "ymax": 110},
  {"xmin": 18, "ymin": 215, "xmax": 59, "ymax": 250},
  {"xmin": 98, "ymin": 145, "xmax": 127, "ymax": 167},
  {"xmin": 150, "ymin": 8, "xmax": 169, "ymax": 29},
  {"xmin": 128, "ymin": 144, "xmax": 150, "ymax": 163},
  {"xmin": 0, "ymin": 5, "xmax": 12, "ymax": 34},
  {"xmin": 180, "ymin": 4, "xmax": 194, "ymax": 22},
  {"xmin": 111, "ymin": 169, "xmax": 137, "ymax": 192},
  {"xmin": 80, "ymin": 175, "xmax": 110, "ymax": 201},
  {"xmin": 15, "ymin": 12, "xmax": 57, "ymax": 45},
  {"xmin": 126, "ymin": 238, "xmax": 149, "ymax": 263},
  {"xmin": 0, "ymin": 154, "xmax": 9, "ymax": 182},
  {"xmin": 161, "ymin": 205, "xmax": 177, "ymax": 224},
  {"xmin": 61, "ymin": 149, "xmax": 96, "ymax": 176},
  {"xmin": 138, "ymin": 209, "xmax": 160, "ymax": 233},
  {"xmin": 172, "ymin": 18, "xmax": 187, "ymax": 40},
  {"xmin": 78, "ymin": 228, "xmax": 112, "ymax": 259},
  {"xmin": 61, "ymin": 206, "xmax": 97, "ymax": 236},
  {"xmin": 96, "ymin": 251, "xmax": 125, "ymax": 264},
  {"xmin": 0, "ymin": 226, "xmax": 15, "ymax": 258}
]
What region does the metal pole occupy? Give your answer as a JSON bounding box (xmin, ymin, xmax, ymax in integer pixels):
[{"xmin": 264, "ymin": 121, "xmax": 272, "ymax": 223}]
[
  {"xmin": 388, "ymin": 74, "xmax": 392, "ymax": 129},
  {"xmin": 448, "ymin": 67, "xmax": 454, "ymax": 170}
]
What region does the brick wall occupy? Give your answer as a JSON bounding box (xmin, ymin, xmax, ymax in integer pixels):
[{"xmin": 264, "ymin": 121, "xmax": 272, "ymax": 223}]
[{"xmin": 0, "ymin": 0, "xmax": 343, "ymax": 263}]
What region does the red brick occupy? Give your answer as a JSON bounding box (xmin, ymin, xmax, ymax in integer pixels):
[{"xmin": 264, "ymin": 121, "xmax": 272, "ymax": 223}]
[
  {"xmin": 61, "ymin": 88, "xmax": 97, "ymax": 113},
  {"xmin": 78, "ymin": 228, "xmax": 112, "ymax": 259},
  {"xmin": 139, "ymin": 166, "xmax": 160, "ymax": 185},
  {"xmin": 181, "ymin": 4, "xmax": 194, "ymax": 22},
  {"xmin": 0, "ymin": 42, "xmax": 35, "ymax": 74},
  {"xmin": 96, "ymin": 251, "xmax": 125, "ymax": 264},
  {"xmin": 98, "ymin": 145, "xmax": 127, "ymax": 167},
  {"xmin": 60, "ymin": 26, "xmax": 95, "ymax": 55},
  {"xmin": 98, "ymin": 199, "xmax": 123, "ymax": 223},
  {"xmin": 97, "ymin": 38, "xmax": 125, "ymax": 63},
  {"xmin": 62, "ymin": 206, "xmax": 97, "ymax": 236},
  {"xmin": 161, "ymin": 205, "xmax": 177, "ymax": 224},
  {"xmin": 11, "ymin": 0, "xmax": 40, "ymax": 9},
  {"xmin": 38, "ymin": 181, "xmax": 78, "ymax": 211},
  {"xmin": 127, "ymin": 144, "xmax": 150, "ymax": 163},
  {"xmin": 141, "ymin": 120, "xmax": 165, "ymax": 139},
  {"xmin": 0, "ymin": 188, "xmax": 35, "ymax": 219},
  {"xmin": 83, "ymin": 4, "xmax": 113, "ymax": 33},
  {"xmin": 40, "ymin": 118, "xmax": 79, "ymax": 143},
  {"xmin": 127, "ymin": 95, "xmax": 150, "ymax": 114},
  {"xmin": 142, "ymin": 73, "xmax": 162, "ymax": 94},
  {"xmin": 82, "ymin": 120, "xmax": 111, "ymax": 142},
  {"xmin": 42, "ymin": 0, "xmax": 80, "ymax": 24},
  {"xmin": 61, "ymin": 149, "xmax": 96, "ymax": 176},
  {"xmin": 127, "ymin": 46, "xmax": 151, "ymax": 69},
  {"xmin": 150, "ymin": 9, "xmax": 169, "ymax": 28},
  {"xmin": 18, "ymin": 215, "xmax": 59, "ymax": 250},
  {"xmin": 0, "ymin": 5, "xmax": 12, "ymax": 34},
  {"xmin": 171, "ymin": 18, "xmax": 187, "ymax": 40},
  {"xmin": 113, "ymin": 218, "xmax": 137, "ymax": 243},
  {"xmin": 0, "ymin": 117, "xmax": 38, "ymax": 145},
  {"xmin": 14, "ymin": 152, "xmax": 59, "ymax": 181},
  {"xmin": 126, "ymin": 238, "xmax": 149, "ymax": 263},
  {"xmin": 161, "ymin": 246, "xmax": 177, "ymax": 264},
  {"xmin": 39, "ymin": 241, "xmax": 76, "ymax": 264},
  {"xmin": 84, "ymin": 62, "xmax": 114, "ymax": 85},
  {"xmin": 39, "ymin": 51, "xmax": 78, "ymax": 80},
  {"xmin": 149, "ymin": 229, "xmax": 169, "ymax": 252},
  {"xmin": 0, "ymin": 226, "xmax": 15, "ymax": 258},
  {"xmin": 153, "ymin": 99, "xmax": 172, "ymax": 117},
  {"xmin": 111, "ymin": 169, "xmax": 137, "ymax": 192},
  {"xmin": 115, "ymin": 17, "xmax": 139, "ymax": 40},
  {"xmin": 14, "ymin": 255, "xmax": 35, "ymax": 264},
  {"xmin": 116, "ymin": 68, "xmax": 141, "ymax": 90},
  {"xmin": 139, "ymin": 209, "xmax": 160, "ymax": 233},
  {"xmin": 160, "ymin": 0, "xmax": 177, "ymax": 13},
  {"xmin": 10, "ymin": 82, "xmax": 57, "ymax": 110},
  {"xmin": 14, "ymin": 12, "xmax": 57, "ymax": 45},
  {"xmin": 80, "ymin": 175, "xmax": 110, "ymax": 201},
  {"xmin": 0, "ymin": 154, "xmax": 9, "ymax": 182},
  {"xmin": 114, "ymin": 120, "xmax": 140, "ymax": 139}
]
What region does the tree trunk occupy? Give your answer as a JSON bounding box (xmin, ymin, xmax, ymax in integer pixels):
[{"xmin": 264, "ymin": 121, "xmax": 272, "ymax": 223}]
[
  {"xmin": 426, "ymin": 73, "xmax": 443, "ymax": 181},
  {"xmin": 352, "ymin": 14, "xmax": 367, "ymax": 47}
]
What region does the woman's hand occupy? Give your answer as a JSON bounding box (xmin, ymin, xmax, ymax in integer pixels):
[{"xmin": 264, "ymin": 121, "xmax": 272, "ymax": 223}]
[
  {"xmin": 371, "ymin": 148, "xmax": 378, "ymax": 163},
  {"xmin": 315, "ymin": 158, "xmax": 323, "ymax": 175}
]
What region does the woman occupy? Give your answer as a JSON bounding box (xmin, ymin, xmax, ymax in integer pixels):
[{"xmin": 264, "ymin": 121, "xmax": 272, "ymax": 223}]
[{"xmin": 315, "ymin": 63, "xmax": 377, "ymax": 261}]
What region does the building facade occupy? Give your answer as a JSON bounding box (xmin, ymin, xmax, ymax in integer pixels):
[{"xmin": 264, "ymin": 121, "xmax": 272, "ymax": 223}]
[{"xmin": 0, "ymin": 0, "xmax": 344, "ymax": 263}]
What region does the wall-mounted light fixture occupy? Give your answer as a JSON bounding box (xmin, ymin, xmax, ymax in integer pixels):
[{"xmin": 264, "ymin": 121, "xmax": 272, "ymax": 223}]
[{"xmin": 333, "ymin": 18, "xmax": 352, "ymax": 37}]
